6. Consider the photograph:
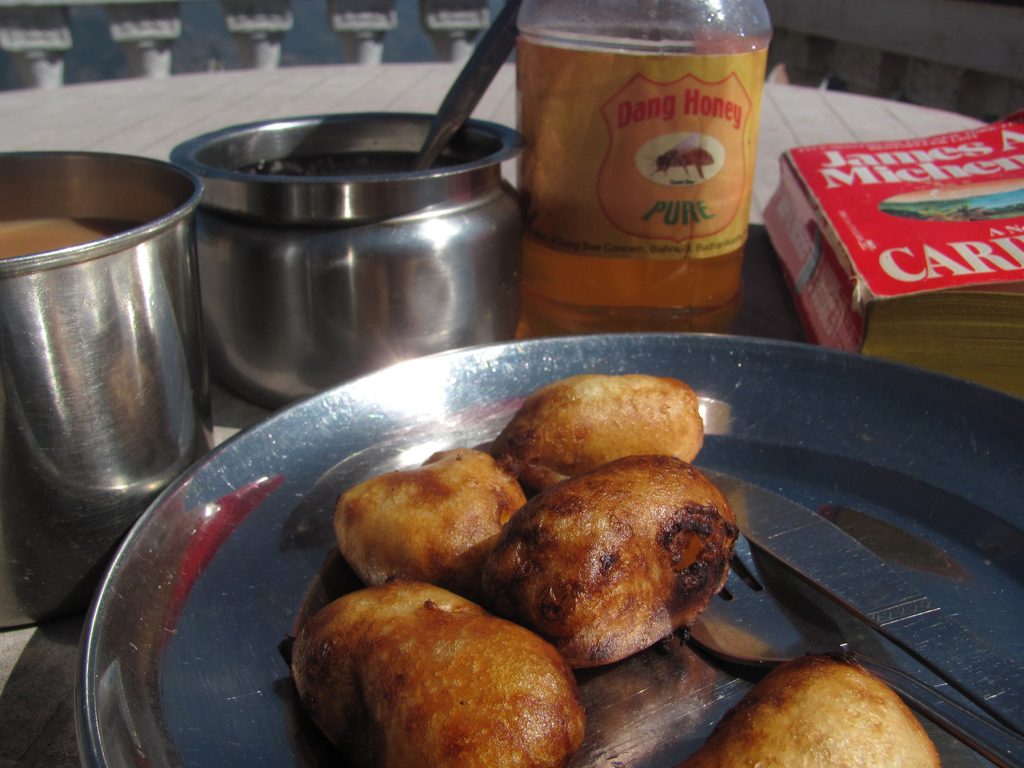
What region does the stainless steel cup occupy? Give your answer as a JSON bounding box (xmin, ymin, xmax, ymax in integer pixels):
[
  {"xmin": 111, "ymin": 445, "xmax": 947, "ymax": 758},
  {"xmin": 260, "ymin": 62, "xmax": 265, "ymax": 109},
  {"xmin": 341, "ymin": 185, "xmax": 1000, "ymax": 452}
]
[
  {"xmin": 0, "ymin": 152, "xmax": 212, "ymax": 627},
  {"xmin": 171, "ymin": 113, "xmax": 523, "ymax": 409}
]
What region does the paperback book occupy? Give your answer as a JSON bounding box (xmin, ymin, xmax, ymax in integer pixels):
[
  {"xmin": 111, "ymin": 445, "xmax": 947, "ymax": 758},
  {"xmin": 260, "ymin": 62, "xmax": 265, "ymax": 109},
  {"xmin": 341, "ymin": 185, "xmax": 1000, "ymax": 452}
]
[{"xmin": 764, "ymin": 110, "xmax": 1024, "ymax": 398}]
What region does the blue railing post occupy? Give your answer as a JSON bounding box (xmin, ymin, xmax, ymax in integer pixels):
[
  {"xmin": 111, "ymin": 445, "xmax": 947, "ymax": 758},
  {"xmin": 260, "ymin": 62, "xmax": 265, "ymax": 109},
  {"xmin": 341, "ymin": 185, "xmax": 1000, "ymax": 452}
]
[
  {"xmin": 105, "ymin": 1, "xmax": 181, "ymax": 79},
  {"xmin": 222, "ymin": 0, "xmax": 293, "ymax": 69},
  {"xmin": 327, "ymin": 0, "xmax": 396, "ymax": 65},
  {"xmin": 0, "ymin": 4, "xmax": 70, "ymax": 88},
  {"xmin": 419, "ymin": 0, "xmax": 487, "ymax": 62}
]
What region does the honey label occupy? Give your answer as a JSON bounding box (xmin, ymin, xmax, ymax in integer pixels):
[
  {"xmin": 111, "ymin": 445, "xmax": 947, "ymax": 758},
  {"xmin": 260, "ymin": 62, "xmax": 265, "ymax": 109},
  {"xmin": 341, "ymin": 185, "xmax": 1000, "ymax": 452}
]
[
  {"xmin": 518, "ymin": 41, "xmax": 767, "ymax": 260},
  {"xmin": 598, "ymin": 72, "xmax": 751, "ymax": 243}
]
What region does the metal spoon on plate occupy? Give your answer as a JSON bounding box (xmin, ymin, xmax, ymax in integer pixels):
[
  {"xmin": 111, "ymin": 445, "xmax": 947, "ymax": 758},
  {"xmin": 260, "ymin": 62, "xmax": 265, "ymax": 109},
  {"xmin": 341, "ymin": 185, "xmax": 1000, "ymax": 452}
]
[{"xmin": 690, "ymin": 534, "xmax": 1024, "ymax": 767}]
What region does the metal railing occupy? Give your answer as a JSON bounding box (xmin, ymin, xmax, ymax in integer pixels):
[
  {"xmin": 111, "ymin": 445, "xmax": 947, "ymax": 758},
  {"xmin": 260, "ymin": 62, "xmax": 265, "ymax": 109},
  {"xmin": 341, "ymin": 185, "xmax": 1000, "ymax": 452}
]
[
  {"xmin": 1, "ymin": 0, "xmax": 1021, "ymax": 121},
  {"xmin": 0, "ymin": 0, "xmax": 492, "ymax": 88}
]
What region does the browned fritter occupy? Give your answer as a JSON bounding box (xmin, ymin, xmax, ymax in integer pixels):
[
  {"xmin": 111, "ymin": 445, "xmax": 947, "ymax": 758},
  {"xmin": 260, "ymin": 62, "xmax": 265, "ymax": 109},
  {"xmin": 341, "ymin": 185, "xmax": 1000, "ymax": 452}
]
[
  {"xmin": 679, "ymin": 654, "xmax": 941, "ymax": 767},
  {"xmin": 334, "ymin": 448, "xmax": 526, "ymax": 601},
  {"xmin": 490, "ymin": 373, "xmax": 705, "ymax": 491},
  {"xmin": 291, "ymin": 581, "xmax": 586, "ymax": 768},
  {"xmin": 481, "ymin": 454, "xmax": 737, "ymax": 668}
]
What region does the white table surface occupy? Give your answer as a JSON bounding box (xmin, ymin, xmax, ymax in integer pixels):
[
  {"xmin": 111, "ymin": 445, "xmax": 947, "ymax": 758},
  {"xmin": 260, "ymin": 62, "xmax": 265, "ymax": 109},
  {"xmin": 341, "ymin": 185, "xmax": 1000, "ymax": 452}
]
[
  {"xmin": 0, "ymin": 62, "xmax": 981, "ymax": 767},
  {"xmin": 0, "ymin": 62, "xmax": 983, "ymax": 225}
]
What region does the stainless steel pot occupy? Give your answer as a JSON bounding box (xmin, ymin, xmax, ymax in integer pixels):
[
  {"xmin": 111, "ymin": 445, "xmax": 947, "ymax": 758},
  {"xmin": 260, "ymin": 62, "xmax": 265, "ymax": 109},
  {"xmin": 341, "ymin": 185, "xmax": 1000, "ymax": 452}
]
[
  {"xmin": 171, "ymin": 113, "xmax": 523, "ymax": 409},
  {"xmin": 0, "ymin": 152, "xmax": 211, "ymax": 627}
]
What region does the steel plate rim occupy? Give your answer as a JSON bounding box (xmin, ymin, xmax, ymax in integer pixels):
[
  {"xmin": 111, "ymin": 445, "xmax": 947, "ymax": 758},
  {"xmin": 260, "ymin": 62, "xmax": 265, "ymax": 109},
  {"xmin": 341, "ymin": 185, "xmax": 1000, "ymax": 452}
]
[{"xmin": 76, "ymin": 332, "xmax": 1024, "ymax": 768}]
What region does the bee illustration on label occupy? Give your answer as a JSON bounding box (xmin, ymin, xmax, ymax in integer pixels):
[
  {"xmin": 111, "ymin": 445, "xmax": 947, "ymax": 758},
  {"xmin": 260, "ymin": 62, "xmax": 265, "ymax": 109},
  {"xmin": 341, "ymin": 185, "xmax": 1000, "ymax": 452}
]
[{"xmin": 636, "ymin": 133, "xmax": 725, "ymax": 187}]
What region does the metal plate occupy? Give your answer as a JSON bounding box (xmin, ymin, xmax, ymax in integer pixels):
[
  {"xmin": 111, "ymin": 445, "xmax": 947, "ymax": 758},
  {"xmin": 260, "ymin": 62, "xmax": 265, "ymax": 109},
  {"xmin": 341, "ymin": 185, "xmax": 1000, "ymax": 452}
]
[{"xmin": 78, "ymin": 334, "xmax": 1024, "ymax": 767}]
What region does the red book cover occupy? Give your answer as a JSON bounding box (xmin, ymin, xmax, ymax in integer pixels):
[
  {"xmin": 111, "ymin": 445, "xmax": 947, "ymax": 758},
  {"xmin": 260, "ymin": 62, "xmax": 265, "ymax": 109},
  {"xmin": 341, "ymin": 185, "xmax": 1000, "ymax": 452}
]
[{"xmin": 764, "ymin": 111, "xmax": 1024, "ymax": 350}]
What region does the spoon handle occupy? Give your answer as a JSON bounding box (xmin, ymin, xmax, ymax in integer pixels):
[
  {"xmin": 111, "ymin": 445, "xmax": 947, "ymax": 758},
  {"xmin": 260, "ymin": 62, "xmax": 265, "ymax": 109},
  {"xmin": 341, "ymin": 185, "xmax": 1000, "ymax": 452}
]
[
  {"xmin": 726, "ymin": 474, "xmax": 1024, "ymax": 736},
  {"xmin": 856, "ymin": 653, "xmax": 1024, "ymax": 768},
  {"xmin": 413, "ymin": 0, "xmax": 523, "ymax": 171}
]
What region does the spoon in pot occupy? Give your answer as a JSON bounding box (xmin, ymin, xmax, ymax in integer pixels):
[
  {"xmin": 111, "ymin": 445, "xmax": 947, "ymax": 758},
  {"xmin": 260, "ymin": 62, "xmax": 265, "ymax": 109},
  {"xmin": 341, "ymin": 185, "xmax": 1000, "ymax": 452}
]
[{"xmin": 412, "ymin": 0, "xmax": 523, "ymax": 171}]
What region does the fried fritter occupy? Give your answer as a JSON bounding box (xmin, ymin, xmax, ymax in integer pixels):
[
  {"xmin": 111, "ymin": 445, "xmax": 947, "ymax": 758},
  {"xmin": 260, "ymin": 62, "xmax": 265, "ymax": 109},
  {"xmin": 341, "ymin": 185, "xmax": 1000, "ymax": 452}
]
[
  {"xmin": 290, "ymin": 581, "xmax": 586, "ymax": 768},
  {"xmin": 482, "ymin": 454, "xmax": 737, "ymax": 668},
  {"xmin": 679, "ymin": 654, "xmax": 940, "ymax": 767},
  {"xmin": 490, "ymin": 373, "xmax": 704, "ymax": 490},
  {"xmin": 334, "ymin": 448, "xmax": 526, "ymax": 601}
]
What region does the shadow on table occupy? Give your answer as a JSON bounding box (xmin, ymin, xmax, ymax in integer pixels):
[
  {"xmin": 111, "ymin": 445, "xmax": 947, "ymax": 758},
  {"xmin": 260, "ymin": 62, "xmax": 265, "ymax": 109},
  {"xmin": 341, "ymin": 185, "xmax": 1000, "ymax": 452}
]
[
  {"xmin": 0, "ymin": 614, "xmax": 84, "ymax": 768},
  {"xmin": 734, "ymin": 224, "xmax": 805, "ymax": 343}
]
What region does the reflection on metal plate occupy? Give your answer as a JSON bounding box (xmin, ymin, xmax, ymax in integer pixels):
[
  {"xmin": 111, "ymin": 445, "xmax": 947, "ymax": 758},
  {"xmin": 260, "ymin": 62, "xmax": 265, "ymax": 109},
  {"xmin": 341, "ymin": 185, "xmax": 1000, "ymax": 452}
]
[
  {"xmin": 79, "ymin": 334, "xmax": 1024, "ymax": 767},
  {"xmin": 698, "ymin": 396, "xmax": 732, "ymax": 436}
]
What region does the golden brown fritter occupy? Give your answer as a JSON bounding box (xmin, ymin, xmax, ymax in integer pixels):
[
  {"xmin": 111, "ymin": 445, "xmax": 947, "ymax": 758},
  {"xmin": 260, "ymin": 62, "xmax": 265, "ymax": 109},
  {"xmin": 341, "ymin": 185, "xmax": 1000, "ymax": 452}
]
[
  {"xmin": 290, "ymin": 581, "xmax": 586, "ymax": 768},
  {"xmin": 679, "ymin": 654, "xmax": 941, "ymax": 767},
  {"xmin": 490, "ymin": 373, "xmax": 705, "ymax": 491},
  {"xmin": 481, "ymin": 454, "xmax": 737, "ymax": 668},
  {"xmin": 333, "ymin": 448, "xmax": 526, "ymax": 601}
]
